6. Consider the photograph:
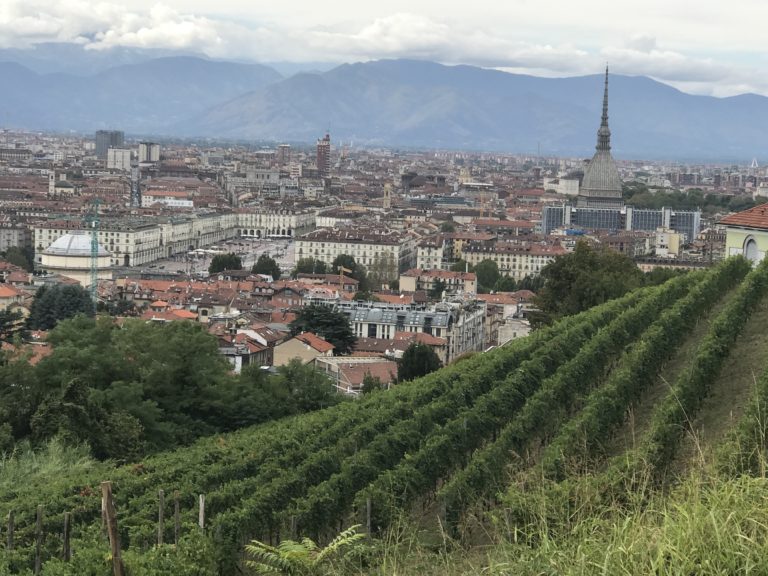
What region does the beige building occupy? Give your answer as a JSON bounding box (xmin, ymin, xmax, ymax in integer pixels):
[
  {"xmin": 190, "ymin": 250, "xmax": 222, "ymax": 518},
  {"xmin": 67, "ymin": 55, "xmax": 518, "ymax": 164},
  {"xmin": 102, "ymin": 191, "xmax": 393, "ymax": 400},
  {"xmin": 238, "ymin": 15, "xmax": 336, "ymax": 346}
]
[
  {"xmin": 40, "ymin": 232, "xmax": 112, "ymax": 287},
  {"xmin": 655, "ymin": 227, "xmax": 682, "ymax": 258},
  {"xmin": 34, "ymin": 212, "xmax": 239, "ymax": 267},
  {"xmin": 463, "ymin": 242, "xmax": 567, "ymax": 281},
  {"xmin": 273, "ymin": 332, "xmax": 334, "ymax": 367},
  {"xmin": 295, "ymin": 227, "xmax": 420, "ymax": 278},
  {"xmin": 236, "ymin": 207, "xmax": 315, "ymax": 238},
  {"xmin": 399, "ymin": 269, "xmax": 477, "ymax": 294},
  {"xmin": 720, "ymin": 204, "xmax": 768, "ymax": 263}
]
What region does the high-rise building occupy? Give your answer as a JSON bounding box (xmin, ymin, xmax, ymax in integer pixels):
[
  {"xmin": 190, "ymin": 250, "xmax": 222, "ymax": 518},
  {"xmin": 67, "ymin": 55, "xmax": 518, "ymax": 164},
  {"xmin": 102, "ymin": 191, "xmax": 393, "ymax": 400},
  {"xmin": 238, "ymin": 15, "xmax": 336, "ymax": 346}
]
[
  {"xmin": 95, "ymin": 130, "xmax": 124, "ymax": 160},
  {"xmin": 107, "ymin": 148, "xmax": 132, "ymax": 171},
  {"xmin": 577, "ymin": 68, "xmax": 623, "ymax": 209},
  {"xmin": 316, "ymin": 133, "xmax": 331, "ymax": 178},
  {"xmin": 139, "ymin": 142, "xmax": 160, "ymax": 163},
  {"xmin": 277, "ymin": 144, "xmax": 291, "ymax": 166}
]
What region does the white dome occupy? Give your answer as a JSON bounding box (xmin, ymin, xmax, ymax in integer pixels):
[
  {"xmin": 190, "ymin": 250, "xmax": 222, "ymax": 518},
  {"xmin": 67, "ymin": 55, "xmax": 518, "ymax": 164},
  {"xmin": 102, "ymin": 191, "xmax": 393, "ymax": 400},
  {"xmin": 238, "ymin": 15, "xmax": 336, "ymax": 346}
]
[{"xmin": 43, "ymin": 232, "xmax": 110, "ymax": 257}]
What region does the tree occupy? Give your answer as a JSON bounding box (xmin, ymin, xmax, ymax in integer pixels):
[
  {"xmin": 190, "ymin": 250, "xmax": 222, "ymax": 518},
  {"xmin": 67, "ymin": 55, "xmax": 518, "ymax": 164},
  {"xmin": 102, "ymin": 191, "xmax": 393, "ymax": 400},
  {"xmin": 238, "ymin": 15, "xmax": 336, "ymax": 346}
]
[
  {"xmin": 289, "ymin": 305, "xmax": 356, "ymax": 355},
  {"xmin": 440, "ymin": 220, "xmax": 456, "ymax": 233},
  {"xmin": 27, "ymin": 284, "xmax": 94, "ymax": 330},
  {"xmin": 428, "ymin": 278, "xmax": 447, "ymax": 300},
  {"xmin": 3, "ymin": 246, "xmax": 33, "ymax": 271},
  {"xmin": 536, "ymin": 240, "xmax": 645, "ymax": 319},
  {"xmin": 0, "ymin": 309, "xmax": 25, "ymax": 342},
  {"xmin": 398, "ymin": 342, "xmax": 442, "ymax": 382},
  {"xmin": 292, "ymin": 257, "xmax": 327, "ymax": 277},
  {"xmin": 353, "ymin": 290, "xmax": 379, "ymax": 301},
  {"xmin": 208, "ymin": 253, "xmax": 242, "ymax": 274},
  {"xmin": 493, "ymin": 276, "xmax": 517, "ymax": 292},
  {"xmin": 252, "ymin": 254, "xmax": 281, "ymax": 280},
  {"xmin": 273, "ymin": 359, "xmax": 342, "ymax": 412},
  {"xmin": 519, "ymin": 274, "xmax": 545, "ymax": 292},
  {"xmin": 361, "ymin": 373, "xmax": 384, "ymax": 394},
  {"xmin": 246, "ymin": 524, "xmax": 364, "ymax": 576},
  {"xmin": 368, "ymin": 252, "xmax": 398, "ymax": 289},
  {"xmin": 450, "ymin": 260, "xmax": 472, "ymax": 273},
  {"xmin": 474, "ymin": 259, "xmax": 501, "ymax": 293},
  {"xmin": 332, "ymin": 254, "xmax": 370, "ymax": 292}
]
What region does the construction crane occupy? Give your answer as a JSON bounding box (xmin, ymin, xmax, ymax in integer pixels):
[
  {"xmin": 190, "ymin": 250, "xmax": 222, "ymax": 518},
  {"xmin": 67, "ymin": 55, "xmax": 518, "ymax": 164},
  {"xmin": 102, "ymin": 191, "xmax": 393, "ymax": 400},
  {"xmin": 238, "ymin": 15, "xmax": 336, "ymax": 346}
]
[{"xmin": 85, "ymin": 198, "xmax": 101, "ymax": 302}]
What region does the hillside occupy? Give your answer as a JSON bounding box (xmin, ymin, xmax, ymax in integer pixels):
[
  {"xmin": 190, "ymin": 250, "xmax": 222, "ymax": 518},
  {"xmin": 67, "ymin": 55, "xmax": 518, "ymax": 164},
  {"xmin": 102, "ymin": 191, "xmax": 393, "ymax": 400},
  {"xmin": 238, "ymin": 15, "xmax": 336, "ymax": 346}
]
[
  {"xmin": 2, "ymin": 256, "xmax": 768, "ymax": 574},
  {"xmin": 185, "ymin": 59, "xmax": 768, "ymax": 159},
  {"xmin": 0, "ymin": 57, "xmax": 282, "ymax": 133}
]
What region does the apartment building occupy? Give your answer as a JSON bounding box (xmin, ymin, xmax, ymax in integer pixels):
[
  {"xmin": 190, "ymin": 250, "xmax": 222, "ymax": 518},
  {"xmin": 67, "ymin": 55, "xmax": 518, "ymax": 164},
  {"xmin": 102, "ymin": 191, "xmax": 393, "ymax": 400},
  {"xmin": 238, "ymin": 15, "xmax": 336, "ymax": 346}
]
[
  {"xmin": 295, "ymin": 227, "xmax": 419, "ymax": 275},
  {"xmin": 463, "ymin": 241, "xmax": 567, "ymax": 281},
  {"xmin": 336, "ymin": 298, "xmax": 486, "ymax": 363}
]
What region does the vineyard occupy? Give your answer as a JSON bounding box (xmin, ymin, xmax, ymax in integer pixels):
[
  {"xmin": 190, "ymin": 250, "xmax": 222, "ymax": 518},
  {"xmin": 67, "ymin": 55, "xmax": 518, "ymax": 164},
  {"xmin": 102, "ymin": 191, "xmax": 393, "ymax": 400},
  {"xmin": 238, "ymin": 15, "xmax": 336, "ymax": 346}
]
[{"xmin": 3, "ymin": 255, "xmax": 768, "ymax": 574}]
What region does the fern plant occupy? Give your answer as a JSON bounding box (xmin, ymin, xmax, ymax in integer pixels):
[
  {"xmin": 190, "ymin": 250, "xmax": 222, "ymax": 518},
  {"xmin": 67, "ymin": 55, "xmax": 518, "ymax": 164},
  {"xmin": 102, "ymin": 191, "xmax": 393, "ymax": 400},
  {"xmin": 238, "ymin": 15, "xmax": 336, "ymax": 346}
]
[{"xmin": 245, "ymin": 524, "xmax": 365, "ymax": 575}]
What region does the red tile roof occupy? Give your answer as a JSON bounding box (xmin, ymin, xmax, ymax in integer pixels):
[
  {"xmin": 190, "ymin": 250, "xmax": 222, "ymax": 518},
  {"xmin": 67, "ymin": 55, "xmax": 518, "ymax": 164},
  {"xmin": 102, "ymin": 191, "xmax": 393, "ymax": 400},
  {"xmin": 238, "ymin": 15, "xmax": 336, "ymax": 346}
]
[
  {"xmin": 719, "ymin": 203, "xmax": 768, "ymax": 230},
  {"xmin": 295, "ymin": 332, "xmax": 335, "ymax": 353}
]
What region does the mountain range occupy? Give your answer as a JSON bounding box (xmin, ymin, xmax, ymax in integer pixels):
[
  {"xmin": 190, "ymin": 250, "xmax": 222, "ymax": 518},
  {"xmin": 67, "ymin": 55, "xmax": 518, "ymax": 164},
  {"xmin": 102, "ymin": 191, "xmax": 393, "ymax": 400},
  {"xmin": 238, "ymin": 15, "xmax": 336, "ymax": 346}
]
[{"xmin": 2, "ymin": 51, "xmax": 768, "ymax": 160}]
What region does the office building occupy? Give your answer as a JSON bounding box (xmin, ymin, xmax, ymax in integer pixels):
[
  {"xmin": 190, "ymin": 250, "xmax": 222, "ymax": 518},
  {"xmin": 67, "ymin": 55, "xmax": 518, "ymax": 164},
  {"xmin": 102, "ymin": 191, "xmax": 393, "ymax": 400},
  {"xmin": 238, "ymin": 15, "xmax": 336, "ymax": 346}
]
[
  {"xmin": 95, "ymin": 130, "xmax": 125, "ymax": 160},
  {"xmin": 139, "ymin": 142, "xmax": 160, "ymax": 163}
]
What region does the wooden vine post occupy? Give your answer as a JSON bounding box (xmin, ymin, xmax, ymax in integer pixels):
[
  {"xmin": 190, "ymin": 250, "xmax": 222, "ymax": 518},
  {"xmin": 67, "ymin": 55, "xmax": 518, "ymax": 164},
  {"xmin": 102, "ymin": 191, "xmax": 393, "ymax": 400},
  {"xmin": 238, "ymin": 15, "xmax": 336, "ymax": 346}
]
[
  {"xmin": 174, "ymin": 491, "xmax": 180, "ymax": 546},
  {"xmin": 157, "ymin": 489, "xmax": 165, "ymax": 546},
  {"xmin": 34, "ymin": 505, "xmax": 43, "ymax": 575},
  {"xmin": 62, "ymin": 512, "xmax": 72, "ymax": 561},
  {"xmin": 6, "ymin": 510, "xmax": 13, "ymax": 551},
  {"xmin": 198, "ymin": 494, "xmax": 205, "ymax": 533},
  {"xmin": 100, "ymin": 481, "xmax": 125, "ymax": 576}
]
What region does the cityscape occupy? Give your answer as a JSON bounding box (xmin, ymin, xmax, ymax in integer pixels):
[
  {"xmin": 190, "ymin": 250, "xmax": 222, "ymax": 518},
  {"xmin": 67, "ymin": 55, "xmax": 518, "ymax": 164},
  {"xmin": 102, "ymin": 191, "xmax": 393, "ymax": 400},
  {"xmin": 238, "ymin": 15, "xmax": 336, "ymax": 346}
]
[{"xmin": 2, "ymin": 2, "xmax": 768, "ymax": 574}]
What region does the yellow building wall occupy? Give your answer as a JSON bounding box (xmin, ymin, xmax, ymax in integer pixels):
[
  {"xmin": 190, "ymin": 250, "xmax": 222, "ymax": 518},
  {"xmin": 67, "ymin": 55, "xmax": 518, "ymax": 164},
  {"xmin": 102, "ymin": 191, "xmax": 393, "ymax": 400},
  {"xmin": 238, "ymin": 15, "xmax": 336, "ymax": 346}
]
[{"xmin": 725, "ymin": 228, "xmax": 768, "ymax": 262}]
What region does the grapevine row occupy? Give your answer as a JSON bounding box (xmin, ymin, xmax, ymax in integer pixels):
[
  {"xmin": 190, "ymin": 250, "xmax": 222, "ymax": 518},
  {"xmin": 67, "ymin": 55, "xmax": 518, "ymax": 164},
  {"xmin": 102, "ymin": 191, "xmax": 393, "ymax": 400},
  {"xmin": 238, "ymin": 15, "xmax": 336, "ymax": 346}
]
[
  {"xmin": 356, "ymin": 274, "xmax": 700, "ymax": 523},
  {"xmin": 540, "ymin": 256, "xmax": 751, "ymax": 480}
]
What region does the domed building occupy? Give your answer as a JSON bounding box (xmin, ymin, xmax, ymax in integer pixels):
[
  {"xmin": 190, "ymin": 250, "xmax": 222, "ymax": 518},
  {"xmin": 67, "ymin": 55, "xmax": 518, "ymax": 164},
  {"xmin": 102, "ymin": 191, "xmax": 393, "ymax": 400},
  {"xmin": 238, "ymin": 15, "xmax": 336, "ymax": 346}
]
[
  {"xmin": 577, "ymin": 68, "xmax": 623, "ymax": 209},
  {"xmin": 40, "ymin": 231, "xmax": 112, "ymax": 287}
]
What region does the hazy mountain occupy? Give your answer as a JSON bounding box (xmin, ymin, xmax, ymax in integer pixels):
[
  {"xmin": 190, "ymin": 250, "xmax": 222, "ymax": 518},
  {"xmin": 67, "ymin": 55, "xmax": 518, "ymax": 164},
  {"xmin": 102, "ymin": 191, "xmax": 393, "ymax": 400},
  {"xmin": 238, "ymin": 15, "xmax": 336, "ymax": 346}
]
[
  {"xmin": 3, "ymin": 54, "xmax": 768, "ymax": 159},
  {"xmin": 0, "ymin": 56, "xmax": 282, "ymax": 133},
  {"xmin": 184, "ymin": 59, "xmax": 768, "ymax": 160},
  {"xmin": 0, "ymin": 43, "xmax": 204, "ymax": 76}
]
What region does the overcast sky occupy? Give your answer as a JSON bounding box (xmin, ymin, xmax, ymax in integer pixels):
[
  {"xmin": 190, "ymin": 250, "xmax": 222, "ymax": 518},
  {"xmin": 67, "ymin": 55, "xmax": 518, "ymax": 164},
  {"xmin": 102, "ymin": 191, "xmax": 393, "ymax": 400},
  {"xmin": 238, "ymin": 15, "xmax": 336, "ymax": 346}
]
[{"xmin": 2, "ymin": 0, "xmax": 766, "ymax": 97}]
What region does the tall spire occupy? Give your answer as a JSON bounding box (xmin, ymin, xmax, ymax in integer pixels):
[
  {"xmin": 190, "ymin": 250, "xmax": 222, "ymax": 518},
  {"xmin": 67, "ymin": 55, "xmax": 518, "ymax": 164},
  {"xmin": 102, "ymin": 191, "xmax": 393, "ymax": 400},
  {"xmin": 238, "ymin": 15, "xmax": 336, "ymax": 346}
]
[{"xmin": 596, "ymin": 66, "xmax": 611, "ymax": 151}]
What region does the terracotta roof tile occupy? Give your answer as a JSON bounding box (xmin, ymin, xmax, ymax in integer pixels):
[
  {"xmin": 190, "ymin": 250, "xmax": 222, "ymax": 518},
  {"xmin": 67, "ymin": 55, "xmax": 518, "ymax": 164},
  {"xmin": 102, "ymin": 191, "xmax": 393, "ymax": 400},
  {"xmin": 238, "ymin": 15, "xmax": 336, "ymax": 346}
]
[{"xmin": 719, "ymin": 203, "xmax": 768, "ymax": 230}]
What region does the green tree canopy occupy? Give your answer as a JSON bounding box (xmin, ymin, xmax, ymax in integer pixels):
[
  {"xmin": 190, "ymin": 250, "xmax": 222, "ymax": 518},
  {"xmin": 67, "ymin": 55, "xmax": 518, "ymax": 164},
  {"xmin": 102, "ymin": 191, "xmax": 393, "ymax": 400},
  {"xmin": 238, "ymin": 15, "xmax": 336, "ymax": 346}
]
[
  {"xmin": 208, "ymin": 253, "xmax": 242, "ymax": 274},
  {"xmin": 440, "ymin": 220, "xmax": 456, "ymax": 233},
  {"xmin": 252, "ymin": 254, "xmax": 281, "ymax": 280},
  {"xmin": 493, "ymin": 276, "xmax": 517, "ymax": 292},
  {"xmin": 450, "ymin": 260, "xmax": 473, "ymax": 273},
  {"xmin": 536, "ymin": 240, "xmax": 645, "ymax": 319},
  {"xmin": 27, "ymin": 284, "xmax": 94, "ymax": 330},
  {"xmin": 289, "ymin": 304, "xmax": 356, "ymax": 355},
  {"xmin": 475, "ymin": 259, "xmax": 501, "ymax": 293},
  {"xmin": 3, "ymin": 246, "xmax": 33, "ymax": 271},
  {"xmin": 429, "ymin": 278, "xmax": 447, "ymax": 300},
  {"xmin": 332, "ymin": 254, "xmax": 369, "ymax": 291},
  {"xmin": 398, "ymin": 342, "xmax": 442, "ymax": 382},
  {"xmin": 292, "ymin": 257, "xmax": 328, "ymax": 276}
]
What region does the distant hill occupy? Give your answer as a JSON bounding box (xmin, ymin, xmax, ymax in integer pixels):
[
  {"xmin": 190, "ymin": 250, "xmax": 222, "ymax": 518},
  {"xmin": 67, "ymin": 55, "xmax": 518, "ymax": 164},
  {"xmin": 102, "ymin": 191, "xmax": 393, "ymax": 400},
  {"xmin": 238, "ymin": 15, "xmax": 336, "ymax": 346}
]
[
  {"xmin": 183, "ymin": 59, "xmax": 768, "ymax": 160},
  {"xmin": 0, "ymin": 56, "xmax": 282, "ymax": 133},
  {"xmin": 2, "ymin": 55, "xmax": 768, "ymax": 159}
]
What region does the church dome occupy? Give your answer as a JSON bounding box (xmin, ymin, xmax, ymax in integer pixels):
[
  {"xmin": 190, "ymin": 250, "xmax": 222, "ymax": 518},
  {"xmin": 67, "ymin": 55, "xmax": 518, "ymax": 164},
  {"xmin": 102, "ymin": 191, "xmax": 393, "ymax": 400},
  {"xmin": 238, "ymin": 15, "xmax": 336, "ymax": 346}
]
[
  {"xmin": 581, "ymin": 149, "xmax": 622, "ymax": 195},
  {"xmin": 43, "ymin": 232, "xmax": 110, "ymax": 257}
]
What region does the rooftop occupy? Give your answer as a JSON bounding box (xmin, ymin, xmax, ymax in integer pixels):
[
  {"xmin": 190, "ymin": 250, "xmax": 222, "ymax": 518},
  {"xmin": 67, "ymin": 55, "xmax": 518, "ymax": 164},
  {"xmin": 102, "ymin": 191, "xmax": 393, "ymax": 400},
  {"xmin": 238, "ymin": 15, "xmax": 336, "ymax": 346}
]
[{"xmin": 719, "ymin": 203, "xmax": 768, "ymax": 230}]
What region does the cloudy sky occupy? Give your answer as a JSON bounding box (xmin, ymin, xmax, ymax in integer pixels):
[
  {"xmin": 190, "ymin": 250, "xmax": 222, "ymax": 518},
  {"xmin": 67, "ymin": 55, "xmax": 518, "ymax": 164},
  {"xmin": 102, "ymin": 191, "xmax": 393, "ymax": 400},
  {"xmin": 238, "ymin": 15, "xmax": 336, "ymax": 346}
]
[{"xmin": 1, "ymin": 0, "xmax": 766, "ymax": 96}]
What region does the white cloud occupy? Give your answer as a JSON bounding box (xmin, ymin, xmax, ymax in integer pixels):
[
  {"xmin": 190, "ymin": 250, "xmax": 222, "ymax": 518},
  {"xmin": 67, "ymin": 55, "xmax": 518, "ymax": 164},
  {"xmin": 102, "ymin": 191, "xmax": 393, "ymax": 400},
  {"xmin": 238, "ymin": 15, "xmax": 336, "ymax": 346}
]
[{"xmin": 1, "ymin": 2, "xmax": 768, "ymax": 97}]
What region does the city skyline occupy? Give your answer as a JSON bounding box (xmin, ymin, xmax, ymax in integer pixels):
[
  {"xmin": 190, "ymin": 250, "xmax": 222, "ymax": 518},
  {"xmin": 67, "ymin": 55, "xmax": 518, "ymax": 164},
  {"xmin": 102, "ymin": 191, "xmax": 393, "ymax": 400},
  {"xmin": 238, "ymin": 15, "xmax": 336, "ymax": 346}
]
[{"xmin": 1, "ymin": 0, "xmax": 766, "ymax": 98}]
